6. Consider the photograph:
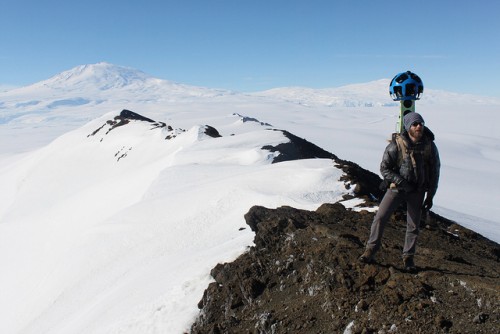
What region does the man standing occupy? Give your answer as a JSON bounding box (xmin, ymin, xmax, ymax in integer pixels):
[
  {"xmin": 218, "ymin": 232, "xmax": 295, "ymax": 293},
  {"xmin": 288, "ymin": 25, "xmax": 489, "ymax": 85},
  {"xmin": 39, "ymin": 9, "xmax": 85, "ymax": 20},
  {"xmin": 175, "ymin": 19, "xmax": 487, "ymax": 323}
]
[{"xmin": 359, "ymin": 112, "xmax": 440, "ymax": 272}]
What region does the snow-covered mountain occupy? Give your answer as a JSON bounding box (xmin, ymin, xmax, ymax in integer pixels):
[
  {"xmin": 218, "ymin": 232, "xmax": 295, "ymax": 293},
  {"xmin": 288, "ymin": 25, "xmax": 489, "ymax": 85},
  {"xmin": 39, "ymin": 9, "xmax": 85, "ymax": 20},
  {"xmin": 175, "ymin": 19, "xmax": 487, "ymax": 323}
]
[
  {"xmin": 0, "ymin": 108, "xmax": 351, "ymax": 333},
  {"xmin": 250, "ymin": 79, "xmax": 500, "ymax": 108},
  {"xmin": 3, "ymin": 63, "xmax": 499, "ymax": 135},
  {"xmin": 0, "ymin": 63, "xmax": 499, "ymax": 333},
  {"xmin": 4, "ymin": 62, "xmax": 231, "ymax": 97}
]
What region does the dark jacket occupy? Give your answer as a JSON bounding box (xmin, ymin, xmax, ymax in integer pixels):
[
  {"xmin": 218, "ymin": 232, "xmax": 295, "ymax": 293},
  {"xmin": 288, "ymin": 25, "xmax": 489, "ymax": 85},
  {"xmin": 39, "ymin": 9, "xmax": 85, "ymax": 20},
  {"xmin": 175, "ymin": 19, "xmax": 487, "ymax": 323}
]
[{"xmin": 380, "ymin": 127, "xmax": 440, "ymax": 197}]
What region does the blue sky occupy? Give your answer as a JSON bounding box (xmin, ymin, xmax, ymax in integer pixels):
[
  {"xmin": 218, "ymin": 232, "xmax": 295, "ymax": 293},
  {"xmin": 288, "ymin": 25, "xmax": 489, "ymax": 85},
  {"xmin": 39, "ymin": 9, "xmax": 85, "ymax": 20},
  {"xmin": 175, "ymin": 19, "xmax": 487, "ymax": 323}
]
[{"xmin": 1, "ymin": 0, "xmax": 499, "ymax": 96}]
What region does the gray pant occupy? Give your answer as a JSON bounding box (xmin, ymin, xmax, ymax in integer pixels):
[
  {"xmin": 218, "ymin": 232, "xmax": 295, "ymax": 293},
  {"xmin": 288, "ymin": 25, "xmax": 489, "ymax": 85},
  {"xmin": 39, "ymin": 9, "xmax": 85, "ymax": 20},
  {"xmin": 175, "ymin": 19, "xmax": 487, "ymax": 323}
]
[{"xmin": 366, "ymin": 189, "xmax": 426, "ymax": 257}]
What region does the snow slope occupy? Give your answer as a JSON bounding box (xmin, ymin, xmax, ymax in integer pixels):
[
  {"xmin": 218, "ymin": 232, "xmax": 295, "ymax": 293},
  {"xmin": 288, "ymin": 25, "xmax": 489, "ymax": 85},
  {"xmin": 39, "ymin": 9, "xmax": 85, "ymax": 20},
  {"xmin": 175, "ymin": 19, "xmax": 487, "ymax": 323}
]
[
  {"xmin": 0, "ymin": 63, "xmax": 499, "ymax": 333},
  {"xmin": 0, "ymin": 110, "xmax": 349, "ymax": 333}
]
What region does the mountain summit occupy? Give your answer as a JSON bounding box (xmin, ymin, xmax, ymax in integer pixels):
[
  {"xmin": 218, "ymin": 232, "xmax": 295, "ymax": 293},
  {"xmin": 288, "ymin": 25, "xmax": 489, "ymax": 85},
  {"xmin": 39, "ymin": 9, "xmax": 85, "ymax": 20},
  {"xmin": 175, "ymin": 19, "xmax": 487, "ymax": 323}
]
[
  {"xmin": 5, "ymin": 62, "xmax": 231, "ymax": 99},
  {"xmin": 38, "ymin": 62, "xmax": 154, "ymax": 90}
]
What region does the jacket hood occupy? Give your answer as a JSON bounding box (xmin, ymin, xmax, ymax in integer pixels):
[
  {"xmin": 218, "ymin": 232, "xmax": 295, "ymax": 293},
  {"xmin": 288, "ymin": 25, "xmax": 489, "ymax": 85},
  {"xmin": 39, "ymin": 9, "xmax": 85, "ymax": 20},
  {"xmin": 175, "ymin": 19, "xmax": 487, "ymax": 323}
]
[{"xmin": 424, "ymin": 126, "xmax": 435, "ymax": 141}]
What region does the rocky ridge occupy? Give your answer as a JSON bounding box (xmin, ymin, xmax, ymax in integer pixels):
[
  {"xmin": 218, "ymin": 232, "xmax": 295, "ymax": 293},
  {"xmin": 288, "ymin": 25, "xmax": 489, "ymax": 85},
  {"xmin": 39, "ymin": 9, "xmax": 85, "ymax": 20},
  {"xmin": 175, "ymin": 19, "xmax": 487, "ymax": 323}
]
[
  {"xmin": 190, "ymin": 135, "xmax": 499, "ymax": 334},
  {"xmin": 191, "ymin": 203, "xmax": 499, "ymax": 333}
]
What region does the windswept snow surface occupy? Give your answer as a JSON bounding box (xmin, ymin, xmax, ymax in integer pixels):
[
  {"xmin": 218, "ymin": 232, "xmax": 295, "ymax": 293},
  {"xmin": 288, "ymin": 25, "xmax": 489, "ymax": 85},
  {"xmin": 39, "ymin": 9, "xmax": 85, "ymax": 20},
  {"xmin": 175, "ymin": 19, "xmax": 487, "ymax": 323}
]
[
  {"xmin": 1, "ymin": 63, "xmax": 499, "ymax": 333},
  {"xmin": 0, "ymin": 111, "xmax": 349, "ymax": 333}
]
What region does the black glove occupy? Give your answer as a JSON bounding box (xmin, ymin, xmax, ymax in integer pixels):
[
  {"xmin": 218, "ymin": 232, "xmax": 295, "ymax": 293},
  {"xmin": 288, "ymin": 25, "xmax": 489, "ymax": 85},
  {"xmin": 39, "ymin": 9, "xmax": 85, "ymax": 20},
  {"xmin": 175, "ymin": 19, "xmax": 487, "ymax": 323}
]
[
  {"xmin": 423, "ymin": 196, "xmax": 433, "ymax": 211},
  {"xmin": 399, "ymin": 180, "xmax": 415, "ymax": 193},
  {"xmin": 379, "ymin": 179, "xmax": 390, "ymax": 191}
]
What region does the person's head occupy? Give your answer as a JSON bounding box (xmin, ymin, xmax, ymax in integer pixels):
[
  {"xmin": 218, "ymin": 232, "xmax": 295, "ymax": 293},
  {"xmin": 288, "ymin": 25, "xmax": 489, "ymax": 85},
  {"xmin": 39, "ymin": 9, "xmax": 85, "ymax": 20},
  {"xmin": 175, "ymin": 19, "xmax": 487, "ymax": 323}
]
[{"xmin": 403, "ymin": 112, "xmax": 425, "ymax": 142}]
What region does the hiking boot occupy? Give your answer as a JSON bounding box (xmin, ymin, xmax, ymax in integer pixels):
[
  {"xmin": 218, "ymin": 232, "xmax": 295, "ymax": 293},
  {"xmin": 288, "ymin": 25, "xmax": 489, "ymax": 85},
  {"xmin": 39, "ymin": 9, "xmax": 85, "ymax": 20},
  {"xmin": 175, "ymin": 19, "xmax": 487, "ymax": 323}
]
[
  {"xmin": 403, "ymin": 255, "xmax": 417, "ymax": 272},
  {"xmin": 359, "ymin": 248, "xmax": 375, "ymax": 264}
]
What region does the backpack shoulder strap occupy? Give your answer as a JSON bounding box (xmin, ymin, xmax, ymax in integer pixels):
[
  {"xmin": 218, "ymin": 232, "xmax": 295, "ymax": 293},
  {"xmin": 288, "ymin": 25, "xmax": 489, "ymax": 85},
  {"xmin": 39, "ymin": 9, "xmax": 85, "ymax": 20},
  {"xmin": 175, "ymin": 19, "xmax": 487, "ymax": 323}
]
[{"xmin": 393, "ymin": 133, "xmax": 408, "ymax": 165}]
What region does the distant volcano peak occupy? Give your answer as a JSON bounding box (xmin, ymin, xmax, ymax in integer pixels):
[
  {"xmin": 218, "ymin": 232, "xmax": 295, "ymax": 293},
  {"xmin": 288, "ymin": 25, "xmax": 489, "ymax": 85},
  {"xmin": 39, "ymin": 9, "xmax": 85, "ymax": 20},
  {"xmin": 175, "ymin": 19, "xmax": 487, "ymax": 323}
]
[{"xmin": 38, "ymin": 62, "xmax": 155, "ymax": 91}]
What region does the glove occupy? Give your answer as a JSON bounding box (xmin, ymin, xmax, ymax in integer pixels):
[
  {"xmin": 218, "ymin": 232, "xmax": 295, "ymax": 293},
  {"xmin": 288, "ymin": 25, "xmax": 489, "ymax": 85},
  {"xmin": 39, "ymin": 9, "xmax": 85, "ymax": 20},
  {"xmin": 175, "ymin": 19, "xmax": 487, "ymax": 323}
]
[
  {"xmin": 399, "ymin": 180, "xmax": 415, "ymax": 193},
  {"xmin": 423, "ymin": 196, "xmax": 433, "ymax": 211},
  {"xmin": 379, "ymin": 179, "xmax": 390, "ymax": 191}
]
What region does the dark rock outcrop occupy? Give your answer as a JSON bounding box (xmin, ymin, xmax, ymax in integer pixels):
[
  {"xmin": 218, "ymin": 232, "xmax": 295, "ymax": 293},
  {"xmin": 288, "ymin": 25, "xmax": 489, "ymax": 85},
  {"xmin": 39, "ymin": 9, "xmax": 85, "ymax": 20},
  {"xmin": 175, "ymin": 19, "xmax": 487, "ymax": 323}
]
[
  {"xmin": 87, "ymin": 109, "xmax": 168, "ymax": 138},
  {"xmin": 106, "ymin": 109, "xmax": 167, "ymax": 133},
  {"xmin": 263, "ymin": 130, "xmax": 384, "ymax": 201},
  {"xmin": 233, "ymin": 113, "xmax": 273, "ymax": 127},
  {"xmin": 191, "ymin": 204, "xmax": 499, "ymax": 333},
  {"xmin": 204, "ymin": 125, "xmax": 222, "ymax": 138},
  {"xmin": 119, "ymin": 109, "xmax": 157, "ymax": 123}
]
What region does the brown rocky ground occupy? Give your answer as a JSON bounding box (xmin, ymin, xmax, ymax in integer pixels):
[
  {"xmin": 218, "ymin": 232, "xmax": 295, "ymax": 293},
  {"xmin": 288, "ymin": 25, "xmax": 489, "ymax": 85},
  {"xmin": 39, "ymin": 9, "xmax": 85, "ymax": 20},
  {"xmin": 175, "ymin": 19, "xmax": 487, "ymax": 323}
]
[
  {"xmin": 191, "ymin": 204, "xmax": 499, "ymax": 333},
  {"xmin": 189, "ymin": 129, "xmax": 499, "ymax": 333}
]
